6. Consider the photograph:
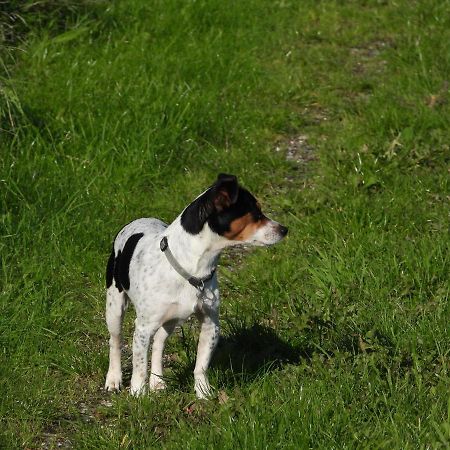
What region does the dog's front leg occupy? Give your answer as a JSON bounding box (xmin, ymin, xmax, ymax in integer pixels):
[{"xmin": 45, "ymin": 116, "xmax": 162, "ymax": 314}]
[
  {"xmin": 194, "ymin": 310, "xmax": 220, "ymax": 399},
  {"xmin": 130, "ymin": 319, "xmax": 159, "ymax": 396}
]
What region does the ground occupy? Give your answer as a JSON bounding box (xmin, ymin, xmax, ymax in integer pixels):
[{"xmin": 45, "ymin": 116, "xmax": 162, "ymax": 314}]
[{"xmin": 0, "ymin": 0, "xmax": 449, "ymax": 448}]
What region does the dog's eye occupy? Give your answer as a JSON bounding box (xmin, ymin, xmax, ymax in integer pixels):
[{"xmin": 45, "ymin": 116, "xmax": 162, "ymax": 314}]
[{"xmin": 254, "ymin": 212, "xmax": 264, "ymax": 221}]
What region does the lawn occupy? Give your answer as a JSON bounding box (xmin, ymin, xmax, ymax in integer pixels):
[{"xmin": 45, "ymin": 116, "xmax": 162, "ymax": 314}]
[{"xmin": 1, "ymin": 0, "xmax": 449, "ymax": 448}]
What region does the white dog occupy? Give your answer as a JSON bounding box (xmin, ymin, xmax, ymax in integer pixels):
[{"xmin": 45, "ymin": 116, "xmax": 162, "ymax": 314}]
[{"xmin": 104, "ymin": 174, "xmax": 288, "ymax": 398}]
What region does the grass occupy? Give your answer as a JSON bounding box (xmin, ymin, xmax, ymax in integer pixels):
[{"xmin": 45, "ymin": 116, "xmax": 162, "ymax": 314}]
[{"xmin": 1, "ymin": 0, "xmax": 449, "ymax": 448}]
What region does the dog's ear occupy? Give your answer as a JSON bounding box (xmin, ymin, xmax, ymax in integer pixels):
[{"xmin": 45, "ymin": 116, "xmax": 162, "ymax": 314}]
[
  {"xmin": 213, "ymin": 173, "xmax": 239, "ymax": 212},
  {"xmin": 180, "ymin": 174, "xmax": 239, "ymax": 234},
  {"xmin": 181, "ymin": 194, "xmax": 215, "ymax": 234}
]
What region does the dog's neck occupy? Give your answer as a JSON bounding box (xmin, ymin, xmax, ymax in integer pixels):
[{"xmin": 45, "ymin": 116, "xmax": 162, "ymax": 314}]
[{"xmin": 164, "ymin": 217, "xmax": 227, "ymax": 279}]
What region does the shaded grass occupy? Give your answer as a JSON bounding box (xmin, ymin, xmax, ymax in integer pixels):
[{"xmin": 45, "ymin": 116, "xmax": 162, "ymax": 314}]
[{"xmin": 1, "ymin": 0, "xmax": 450, "ymax": 448}]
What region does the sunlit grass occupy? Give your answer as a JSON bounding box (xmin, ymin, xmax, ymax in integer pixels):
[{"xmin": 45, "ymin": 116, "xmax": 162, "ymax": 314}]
[{"xmin": 1, "ymin": 0, "xmax": 449, "ymax": 448}]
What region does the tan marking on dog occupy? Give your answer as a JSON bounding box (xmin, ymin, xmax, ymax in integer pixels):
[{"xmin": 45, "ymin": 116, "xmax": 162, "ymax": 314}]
[{"xmin": 224, "ymin": 213, "xmax": 268, "ymax": 241}]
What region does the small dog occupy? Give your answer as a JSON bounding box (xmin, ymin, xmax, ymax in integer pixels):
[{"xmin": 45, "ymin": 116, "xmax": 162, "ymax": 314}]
[{"xmin": 105, "ymin": 173, "xmax": 288, "ymax": 398}]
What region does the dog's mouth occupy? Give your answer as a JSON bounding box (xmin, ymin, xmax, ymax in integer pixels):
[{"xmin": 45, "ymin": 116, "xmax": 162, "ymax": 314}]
[{"xmin": 237, "ymin": 221, "xmax": 288, "ymax": 246}]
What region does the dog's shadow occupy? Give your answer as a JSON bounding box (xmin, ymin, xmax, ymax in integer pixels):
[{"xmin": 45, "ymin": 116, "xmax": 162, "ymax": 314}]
[
  {"xmin": 213, "ymin": 322, "xmax": 310, "ymax": 376},
  {"xmin": 168, "ymin": 322, "xmax": 312, "ymax": 391}
]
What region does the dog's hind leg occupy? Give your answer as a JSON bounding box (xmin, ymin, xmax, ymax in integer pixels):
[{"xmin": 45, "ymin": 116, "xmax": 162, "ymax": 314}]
[
  {"xmin": 130, "ymin": 318, "xmax": 160, "ymax": 396},
  {"xmin": 149, "ymin": 320, "xmax": 177, "ymax": 391},
  {"xmin": 105, "ymin": 285, "xmax": 127, "ymax": 391}
]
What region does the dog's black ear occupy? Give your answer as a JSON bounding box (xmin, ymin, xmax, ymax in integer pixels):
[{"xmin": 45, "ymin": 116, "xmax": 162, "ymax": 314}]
[
  {"xmin": 213, "ymin": 173, "xmax": 239, "ymax": 212},
  {"xmin": 180, "ymin": 174, "xmax": 239, "ymax": 234},
  {"xmin": 180, "ymin": 192, "xmax": 215, "ymax": 234}
]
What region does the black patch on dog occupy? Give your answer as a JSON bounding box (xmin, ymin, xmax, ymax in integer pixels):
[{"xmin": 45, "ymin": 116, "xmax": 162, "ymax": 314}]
[
  {"xmin": 180, "ymin": 173, "xmax": 242, "ymax": 235},
  {"xmin": 106, "ymin": 248, "xmax": 115, "ymax": 288},
  {"xmin": 181, "ymin": 187, "xmax": 260, "ymax": 236},
  {"xmin": 114, "ymin": 233, "xmax": 144, "ymax": 291},
  {"xmin": 113, "ymin": 250, "xmax": 123, "ymax": 292},
  {"xmin": 180, "ymin": 190, "xmax": 215, "ymax": 234},
  {"xmin": 208, "ymin": 188, "xmax": 261, "ymax": 236}
]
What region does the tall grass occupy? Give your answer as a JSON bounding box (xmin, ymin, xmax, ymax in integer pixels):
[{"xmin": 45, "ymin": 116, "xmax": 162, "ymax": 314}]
[{"xmin": 1, "ymin": 0, "xmax": 449, "ymax": 448}]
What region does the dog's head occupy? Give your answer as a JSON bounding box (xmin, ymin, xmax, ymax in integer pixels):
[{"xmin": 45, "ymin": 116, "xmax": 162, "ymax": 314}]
[{"xmin": 180, "ymin": 173, "xmax": 288, "ymax": 246}]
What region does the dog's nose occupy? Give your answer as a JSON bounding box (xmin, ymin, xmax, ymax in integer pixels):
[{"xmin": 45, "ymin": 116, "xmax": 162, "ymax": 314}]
[{"xmin": 279, "ymin": 225, "xmax": 288, "ymax": 237}]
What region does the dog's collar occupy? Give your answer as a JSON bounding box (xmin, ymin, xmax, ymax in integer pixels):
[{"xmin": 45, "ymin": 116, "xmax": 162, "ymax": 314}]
[{"xmin": 160, "ymin": 236, "xmax": 216, "ymax": 291}]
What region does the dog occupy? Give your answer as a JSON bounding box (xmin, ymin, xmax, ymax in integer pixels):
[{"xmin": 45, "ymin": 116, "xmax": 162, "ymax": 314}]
[{"xmin": 104, "ymin": 173, "xmax": 288, "ymax": 398}]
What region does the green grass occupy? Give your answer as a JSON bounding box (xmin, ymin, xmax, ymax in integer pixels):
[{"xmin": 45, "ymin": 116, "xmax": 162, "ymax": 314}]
[{"xmin": 1, "ymin": 0, "xmax": 450, "ymax": 448}]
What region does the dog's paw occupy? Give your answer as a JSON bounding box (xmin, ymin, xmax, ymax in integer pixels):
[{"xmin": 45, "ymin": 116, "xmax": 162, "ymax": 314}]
[
  {"xmin": 130, "ymin": 379, "xmax": 146, "ymax": 397},
  {"xmin": 149, "ymin": 375, "xmax": 166, "ymax": 392},
  {"xmin": 105, "ymin": 371, "xmax": 122, "ymax": 392},
  {"xmin": 194, "ymin": 378, "xmax": 213, "ymax": 399}
]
